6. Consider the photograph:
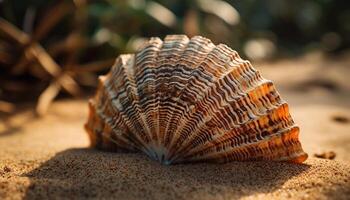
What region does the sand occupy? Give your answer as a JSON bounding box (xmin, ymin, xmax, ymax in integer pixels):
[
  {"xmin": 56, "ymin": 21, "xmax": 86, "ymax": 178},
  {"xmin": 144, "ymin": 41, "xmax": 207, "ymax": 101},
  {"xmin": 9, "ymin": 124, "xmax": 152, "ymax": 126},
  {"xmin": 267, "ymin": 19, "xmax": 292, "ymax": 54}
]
[{"xmin": 1, "ymin": 53, "xmax": 350, "ymax": 199}]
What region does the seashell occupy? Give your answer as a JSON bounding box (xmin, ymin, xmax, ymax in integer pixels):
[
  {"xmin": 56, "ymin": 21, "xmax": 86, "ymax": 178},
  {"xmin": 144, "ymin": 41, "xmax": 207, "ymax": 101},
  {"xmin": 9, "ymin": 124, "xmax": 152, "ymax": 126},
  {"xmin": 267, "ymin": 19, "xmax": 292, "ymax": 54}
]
[{"xmin": 85, "ymin": 35, "xmax": 308, "ymax": 164}]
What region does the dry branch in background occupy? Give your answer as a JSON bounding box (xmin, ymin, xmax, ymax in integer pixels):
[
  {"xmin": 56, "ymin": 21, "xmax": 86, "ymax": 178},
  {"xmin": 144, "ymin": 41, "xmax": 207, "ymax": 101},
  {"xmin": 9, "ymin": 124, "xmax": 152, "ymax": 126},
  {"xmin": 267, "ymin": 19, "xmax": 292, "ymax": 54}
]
[
  {"xmin": 1, "ymin": 0, "xmax": 347, "ymax": 116},
  {"xmin": 0, "ymin": 18, "xmax": 81, "ymax": 115},
  {"xmin": 0, "ymin": 101, "xmax": 15, "ymax": 113},
  {"xmin": 0, "ymin": 1, "xmax": 115, "ymax": 116}
]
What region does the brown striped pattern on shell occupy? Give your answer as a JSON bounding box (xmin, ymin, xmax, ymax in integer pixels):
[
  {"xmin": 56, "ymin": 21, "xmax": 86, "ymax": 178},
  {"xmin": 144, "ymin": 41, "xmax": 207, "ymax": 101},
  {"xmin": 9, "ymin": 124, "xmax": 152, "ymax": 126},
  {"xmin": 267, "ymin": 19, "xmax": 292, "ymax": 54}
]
[{"xmin": 85, "ymin": 35, "xmax": 308, "ymax": 164}]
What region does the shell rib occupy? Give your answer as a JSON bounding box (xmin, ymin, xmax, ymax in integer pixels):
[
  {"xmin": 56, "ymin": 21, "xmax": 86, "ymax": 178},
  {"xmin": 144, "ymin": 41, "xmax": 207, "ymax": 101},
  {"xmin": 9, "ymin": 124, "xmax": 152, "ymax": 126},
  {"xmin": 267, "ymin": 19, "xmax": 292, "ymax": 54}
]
[{"xmin": 85, "ymin": 35, "xmax": 308, "ymax": 164}]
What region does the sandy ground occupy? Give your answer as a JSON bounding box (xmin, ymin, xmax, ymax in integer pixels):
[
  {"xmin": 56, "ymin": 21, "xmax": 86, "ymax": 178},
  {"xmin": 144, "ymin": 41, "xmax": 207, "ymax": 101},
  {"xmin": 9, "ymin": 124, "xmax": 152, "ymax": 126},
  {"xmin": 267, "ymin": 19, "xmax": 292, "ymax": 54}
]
[{"xmin": 1, "ymin": 53, "xmax": 350, "ymax": 199}]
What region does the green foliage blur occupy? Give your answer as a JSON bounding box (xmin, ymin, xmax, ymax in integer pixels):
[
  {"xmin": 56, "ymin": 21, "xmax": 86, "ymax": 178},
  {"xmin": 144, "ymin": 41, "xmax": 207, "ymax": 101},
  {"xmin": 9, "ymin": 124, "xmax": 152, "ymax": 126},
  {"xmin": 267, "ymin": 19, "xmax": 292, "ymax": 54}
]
[
  {"xmin": 1, "ymin": 0, "xmax": 349, "ymax": 62},
  {"xmin": 0, "ymin": 0, "xmax": 349, "ymax": 111}
]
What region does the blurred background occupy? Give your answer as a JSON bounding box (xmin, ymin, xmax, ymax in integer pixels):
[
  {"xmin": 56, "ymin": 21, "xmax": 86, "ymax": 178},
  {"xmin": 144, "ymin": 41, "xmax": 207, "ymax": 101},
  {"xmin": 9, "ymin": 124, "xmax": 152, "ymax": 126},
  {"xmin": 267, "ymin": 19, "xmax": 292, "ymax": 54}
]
[
  {"xmin": 1, "ymin": 2, "xmax": 350, "ymax": 198},
  {"xmin": 0, "ymin": 0, "xmax": 349, "ymax": 115}
]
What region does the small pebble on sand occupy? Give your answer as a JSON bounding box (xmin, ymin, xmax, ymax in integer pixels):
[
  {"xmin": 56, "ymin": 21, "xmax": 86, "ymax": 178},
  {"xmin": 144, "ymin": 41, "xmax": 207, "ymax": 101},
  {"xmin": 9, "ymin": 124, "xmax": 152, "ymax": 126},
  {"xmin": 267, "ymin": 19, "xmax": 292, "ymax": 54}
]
[
  {"xmin": 314, "ymin": 151, "xmax": 336, "ymax": 160},
  {"xmin": 3, "ymin": 166, "xmax": 11, "ymax": 173},
  {"xmin": 332, "ymin": 115, "xmax": 349, "ymax": 124}
]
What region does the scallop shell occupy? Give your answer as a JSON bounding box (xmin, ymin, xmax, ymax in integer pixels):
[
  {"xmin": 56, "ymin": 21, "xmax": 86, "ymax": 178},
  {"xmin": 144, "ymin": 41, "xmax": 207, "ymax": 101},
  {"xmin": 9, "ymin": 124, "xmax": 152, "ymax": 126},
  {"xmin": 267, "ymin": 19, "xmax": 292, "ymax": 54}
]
[{"xmin": 85, "ymin": 35, "xmax": 308, "ymax": 164}]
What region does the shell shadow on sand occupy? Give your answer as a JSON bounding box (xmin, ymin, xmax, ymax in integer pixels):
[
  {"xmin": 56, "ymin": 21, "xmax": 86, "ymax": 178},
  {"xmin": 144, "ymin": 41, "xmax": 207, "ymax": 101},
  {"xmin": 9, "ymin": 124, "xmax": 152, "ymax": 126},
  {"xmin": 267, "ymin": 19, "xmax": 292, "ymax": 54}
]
[{"xmin": 23, "ymin": 148, "xmax": 310, "ymax": 200}]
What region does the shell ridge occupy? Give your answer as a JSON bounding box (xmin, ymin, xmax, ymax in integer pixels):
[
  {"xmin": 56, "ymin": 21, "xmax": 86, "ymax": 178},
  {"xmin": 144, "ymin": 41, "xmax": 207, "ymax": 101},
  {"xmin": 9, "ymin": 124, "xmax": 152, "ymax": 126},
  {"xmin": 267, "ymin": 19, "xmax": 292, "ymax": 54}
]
[
  {"xmin": 183, "ymin": 125, "xmax": 296, "ymax": 162},
  {"xmin": 167, "ymin": 48, "xmax": 251, "ymax": 159},
  {"xmin": 89, "ymin": 78, "xmax": 142, "ymax": 152},
  {"xmin": 95, "ymin": 104, "xmax": 140, "ymax": 151},
  {"xmin": 160, "ymin": 36, "xmax": 215, "ymax": 154},
  {"xmin": 110, "ymin": 55, "xmax": 151, "ymax": 142},
  {"xmin": 169, "ymin": 75, "xmax": 267, "ymax": 161},
  {"xmin": 153, "ymin": 39, "xmax": 167, "ymax": 153},
  {"xmin": 171, "ymin": 78, "xmax": 282, "ymax": 160},
  {"xmin": 166, "ymin": 44, "xmax": 241, "ymax": 145},
  {"xmin": 85, "ymin": 100, "xmax": 130, "ymax": 151},
  {"xmin": 104, "ymin": 55, "xmax": 155, "ymax": 155},
  {"xmin": 125, "ymin": 54, "xmax": 155, "ymax": 146},
  {"xmin": 183, "ymin": 126, "xmax": 306, "ymax": 163},
  {"xmin": 170, "ymin": 70, "xmax": 281, "ymax": 161},
  {"xmin": 159, "ymin": 36, "xmax": 191, "ymax": 148},
  {"xmin": 164, "ymin": 42, "xmax": 237, "ymax": 158},
  {"xmin": 175, "ymin": 61, "xmax": 259, "ymax": 130},
  {"xmin": 178, "ymin": 102, "xmax": 294, "ymax": 160},
  {"xmin": 133, "ymin": 39, "xmax": 175, "ymax": 159},
  {"xmin": 134, "ymin": 37, "xmax": 163, "ymax": 149},
  {"xmin": 137, "ymin": 37, "xmax": 168, "ymax": 160},
  {"xmin": 152, "ymin": 35, "xmax": 190, "ymax": 161},
  {"xmin": 117, "ymin": 54, "xmax": 167, "ymax": 156}
]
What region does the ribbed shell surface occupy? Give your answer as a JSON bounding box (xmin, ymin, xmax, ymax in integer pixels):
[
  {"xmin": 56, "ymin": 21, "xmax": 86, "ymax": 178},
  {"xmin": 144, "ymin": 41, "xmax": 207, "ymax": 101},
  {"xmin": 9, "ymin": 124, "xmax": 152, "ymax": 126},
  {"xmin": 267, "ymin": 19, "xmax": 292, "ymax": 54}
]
[{"xmin": 85, "ymin": 35, "xmax": 308, "ymax": 164}]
